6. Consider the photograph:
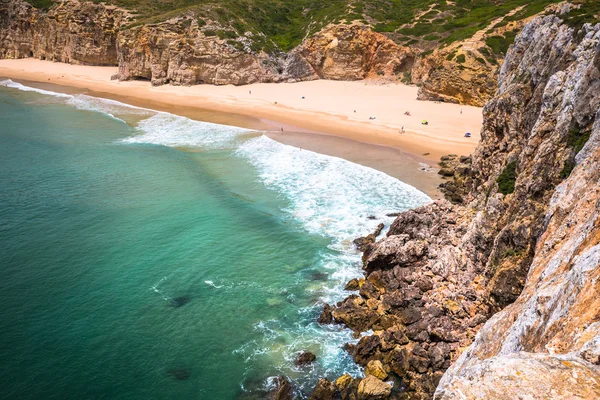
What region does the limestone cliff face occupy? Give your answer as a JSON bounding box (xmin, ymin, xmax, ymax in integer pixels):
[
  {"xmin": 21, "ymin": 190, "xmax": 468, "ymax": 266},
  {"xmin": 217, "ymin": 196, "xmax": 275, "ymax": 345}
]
[
  {"xmin": 0, "ymin": 0, "xmax": 413, "ymax": 86},
  {"xmin": 0, "ymin": 0, "xmax": 127, "ymax": 65},
  {"xmin": 113, "ymin": 17, "xmax": 288, "ymax": 86},
  {"xmin": 412, "ymin": 50, "xmax": 499, "ymax": 107},
  {"xmin": 314, "ymin": 15, "xmax": 600, "ymax": 400},
  {"xmin": 114, "ymin": 22, "xmax": 413, "ymax": 85},
  {"xmin": 291, "ymin": 24, "xmax": 414, "ymax": 81},
  {"xmin": 435, "ymin": 16, "xmax": 600, "ymax": 399}
]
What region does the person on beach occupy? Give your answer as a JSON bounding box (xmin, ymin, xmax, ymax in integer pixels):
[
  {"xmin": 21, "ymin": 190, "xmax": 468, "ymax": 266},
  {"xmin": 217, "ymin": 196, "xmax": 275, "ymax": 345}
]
[
  {"xmin": 281, "ymin": 127, "xmax": 283, "ymax": 132},
  {"xmin": 249, "ymin": 90, "xmax": 251, "ymax": 95}
]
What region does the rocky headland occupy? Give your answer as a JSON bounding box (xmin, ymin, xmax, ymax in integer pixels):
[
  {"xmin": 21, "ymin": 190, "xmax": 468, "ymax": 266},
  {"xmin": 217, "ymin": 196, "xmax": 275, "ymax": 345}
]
[{"xmin": 311, "ymin": 12, "xmax": 600, "ymax": 400}]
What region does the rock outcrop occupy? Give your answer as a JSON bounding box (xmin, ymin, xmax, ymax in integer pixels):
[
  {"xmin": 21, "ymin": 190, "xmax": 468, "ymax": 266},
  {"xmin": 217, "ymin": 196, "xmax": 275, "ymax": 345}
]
[
  {"xmin": 114, "ymin": 21, "xmax": 413, "ymax": 85},
  {"xmin": 0, "ymin": 0, "xmax": 414, "ymax": 86},
  {"xmin": 319, "ymin": 14, "xmax": 600, "ymax": 400},
  {"xmin": 292, "ymin": 24, "xmax": 414, "ymax": 81},
  {"xmin": 112, "ymin": 17, "xmax": 286, "ymax": 85},
  {"xmin": 436, "ymin": 15, "xmax": 600, "ymax": 399},
  {"xmin": 0, "ymin": 0, "xmax": 127, "ymax": 65},
  {"xmin": 412, "ymin": 49, "xmax": 499, "ymax": 106}
]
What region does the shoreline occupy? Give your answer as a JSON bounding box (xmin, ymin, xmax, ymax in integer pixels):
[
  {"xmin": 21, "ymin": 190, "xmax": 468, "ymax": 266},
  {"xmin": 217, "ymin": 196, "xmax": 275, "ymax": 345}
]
[{"xmin": 0, "ymin": 58, "xmax": 482, "ymax": 197}]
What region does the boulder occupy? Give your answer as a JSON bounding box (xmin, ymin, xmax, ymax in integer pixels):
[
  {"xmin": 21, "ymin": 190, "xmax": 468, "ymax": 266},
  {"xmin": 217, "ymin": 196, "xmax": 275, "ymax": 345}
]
[
  {"xmin": 357, "ymin": 376, "xmax": 392, "ymax": 400},
  {"xmin": 365, "ymin": 360, "xmax": 388, "ymax": 380},
  {"xmin": 295, "ymin": 351, "xmax": 316, "ymax": 366}
]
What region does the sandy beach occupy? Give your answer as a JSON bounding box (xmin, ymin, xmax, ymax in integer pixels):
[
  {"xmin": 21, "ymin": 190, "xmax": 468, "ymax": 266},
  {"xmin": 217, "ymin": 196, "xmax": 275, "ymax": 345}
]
[{"xmin": 0, "ymin": 59, "xmax": 482, "ymax": 159}]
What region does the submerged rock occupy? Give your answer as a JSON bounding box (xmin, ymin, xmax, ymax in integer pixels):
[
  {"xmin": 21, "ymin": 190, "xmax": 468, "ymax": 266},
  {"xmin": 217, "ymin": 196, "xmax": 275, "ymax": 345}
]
[
  {"xmin": 310, "ymin": 272, "xmax": 329, "ymax": 281},
  {"xmin": 170, "ymin": 295, "xmax": 192, "ymax": 308},
  {"xmin": 166, "ymin": 367, "xmax": 191, "ymax": 381}
]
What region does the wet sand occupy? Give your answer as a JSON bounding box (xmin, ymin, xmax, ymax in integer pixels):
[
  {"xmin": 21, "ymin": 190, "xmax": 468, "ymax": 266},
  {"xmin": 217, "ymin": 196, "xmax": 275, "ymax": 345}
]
[{"xmin": 0, "ymin": 59, "xmax": 483, "ymax": 197}]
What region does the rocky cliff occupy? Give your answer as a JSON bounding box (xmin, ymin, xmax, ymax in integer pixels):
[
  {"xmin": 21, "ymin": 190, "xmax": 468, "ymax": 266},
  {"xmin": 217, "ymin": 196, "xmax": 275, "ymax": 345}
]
[
  {"xmin": 1, "ymin": 0, "xmax": 532, "ymax": 105},
  {"xmin": 313, "ymin": 13, "xmax": 600, "ymax": 400},
  {"xmin": 0, "ymin": 0, "xmax": 127, "ymax": 65},
  {"xmin": 435, "ymin": 14, "xmax": 600, "ymax": 400},
  {"xmin": 114, "ymin": 21, "xmax": 414, "ymax": 85},
  {"xmin": 0, "ymin": 0, "xmax": 414, "ymax": 86}
]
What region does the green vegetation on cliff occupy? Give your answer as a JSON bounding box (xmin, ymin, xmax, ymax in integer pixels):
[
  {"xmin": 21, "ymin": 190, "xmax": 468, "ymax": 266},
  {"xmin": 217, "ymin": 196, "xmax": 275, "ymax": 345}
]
[
  {"xmin": 26, "ymin": 0, "xmax": 568, "ymax": 52},
  {"xmin": 561, "ymin": 0, "xmax": 600, "ymax": 28},
  {"xmin": 497, "ymin": 161, "xmax": 517, "ymax": 195}
]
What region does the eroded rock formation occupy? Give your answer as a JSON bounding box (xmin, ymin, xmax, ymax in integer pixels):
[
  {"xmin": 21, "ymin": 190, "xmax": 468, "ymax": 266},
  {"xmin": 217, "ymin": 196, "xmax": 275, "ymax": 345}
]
[
  {"xmin": 0, "ymin": 0, "xmax": 415, "ymax": 86},
  {"xmin": 318, "ymin": 14, "xmax": 600, "ymax": 400},
  {"xmin": 113, "ymin": 20, "xmax": 414, "ymax": 86},
  {"xmin": 0, "ymin": 0, "xmax": 127, "ymax": 65},
  {"xmin": 412, "ymin": 50, "xmax": 499, "ymax": 107},
  {"xmin": 292, "ymin": 24, "xmax": 414, "ymax": 81},
  {"xmin": 436, "ymin": 15, "xmax": 600, "ymax": 399}
]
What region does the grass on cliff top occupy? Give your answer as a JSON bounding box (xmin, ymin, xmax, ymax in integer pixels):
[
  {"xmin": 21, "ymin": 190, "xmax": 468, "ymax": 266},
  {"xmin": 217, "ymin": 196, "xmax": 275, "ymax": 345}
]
[
  {"xmin": 561, "ymin": 0, "xmax": 600, "ymax": 29},
  {"xmin": 26, "ymin": 0, "xmax": 567, "ymax": 52}
]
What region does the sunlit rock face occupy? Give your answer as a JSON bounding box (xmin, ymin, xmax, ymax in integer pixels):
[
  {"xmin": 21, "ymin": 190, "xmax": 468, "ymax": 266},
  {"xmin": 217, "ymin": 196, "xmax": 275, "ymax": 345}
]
[
  {"xmin": 317, "ymin": 14, "xmax": 600, "ymax": 400},
  {"xmin": 436, "ymin": 15, "xmax": 600, "ymax": 400},
  {"xmin": 0, "ymin": 0, "xmax": 126, "ymax": 65}
]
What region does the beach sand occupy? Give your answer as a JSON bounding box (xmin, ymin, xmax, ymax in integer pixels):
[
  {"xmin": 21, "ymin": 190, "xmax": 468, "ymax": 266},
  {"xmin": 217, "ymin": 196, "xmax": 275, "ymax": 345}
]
[{"xmin": 0, "ymin": 58, "xmax": 483, "ymax": 197}]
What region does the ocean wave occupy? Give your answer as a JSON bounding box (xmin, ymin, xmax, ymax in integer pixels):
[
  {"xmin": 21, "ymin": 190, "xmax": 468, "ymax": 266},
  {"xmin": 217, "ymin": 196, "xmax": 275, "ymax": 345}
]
[
  {"xmin": 3, "ymin": 80, "xmax": 431, "ymax": 391},
  {"xmin": 233, "ymin": 135, "xmax": 430, "ymax": 391},
  {"xmin": 66, "ymin": 94, "xmax": 154, "ymax": 122},
  {"xmin": 236, "ymin": 135, "xmax": 431, "ymax": 247},
  {"xmin": 0, "ymin": 79, "xmax": 150, "ymax": 123},
  {"xmin": 0, "ymin": 78, "xmax": 72, "ymax": 98},
  {"xmin": 121, "ymin": 112, "xmax": 250, "ymax": 149}
]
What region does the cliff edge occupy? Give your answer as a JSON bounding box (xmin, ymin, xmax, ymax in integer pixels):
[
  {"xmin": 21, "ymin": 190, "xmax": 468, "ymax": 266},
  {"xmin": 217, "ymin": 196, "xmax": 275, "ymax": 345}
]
[{"xmin": 315, "ymin": 13, "xmax": 600, "ymax": 400}]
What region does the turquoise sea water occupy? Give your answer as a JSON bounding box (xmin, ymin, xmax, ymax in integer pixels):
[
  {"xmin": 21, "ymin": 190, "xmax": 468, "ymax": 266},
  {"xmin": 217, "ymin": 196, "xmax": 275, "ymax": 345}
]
[{"xmin": 0, "ymin": 80, "xmax": 430, "ymax": 399}]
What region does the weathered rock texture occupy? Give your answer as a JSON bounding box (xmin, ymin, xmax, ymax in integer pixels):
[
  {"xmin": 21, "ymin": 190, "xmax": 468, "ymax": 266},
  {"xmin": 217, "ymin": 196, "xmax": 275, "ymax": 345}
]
[
  {"xmin": 114, "ymin": 21, "xmax": 413, "ymax": 85},
  {"xmin": 292, "ymin": 24, "xmax": 414, "ymax": 81},
  {"xmin": 113, "ymin": 17, "xmax": 283, "ymax": 85},
  {"xmin": 318, "ymin": 14, "xmax": 600, "ymax": 400},
  {"xmin": 0, "ymin": 0, "xmax": 127, "ymax": 65},
  {"xmin": 0, "ymin": 0, "xmax": 501, "ymax": 104},
  {"xmin": 0, "ymin": 0, "xmax": 414, "ymax": 86},
  {"xmin": 412, "ymin": 49, "xmax": 500, "ymax": 107},
  {"xmin": 412, "ymin": 5, "xmax": 546, "ymax": 106},
  {"xmin": 436, "ymin": 15, "xmax": 600, "ymax": 399}
]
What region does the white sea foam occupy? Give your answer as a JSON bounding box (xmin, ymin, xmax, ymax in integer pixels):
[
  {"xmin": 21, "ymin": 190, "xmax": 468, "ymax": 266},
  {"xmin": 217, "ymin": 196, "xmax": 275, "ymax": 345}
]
[
  {"xmin": 236, "ymin": 135, "xmax": 431, "ymax": 247},
  {"xmin": 67, "ymin": 94, "xmax": 154, "ymax": 122},
  {"xmin": 0, "ymin": 79, "xmax": 151, "ymax": 122},
  {"xmin": 3, "ymin": 80, "xmax": 432, "ymax": 390},
  {"xmin": 0, "ymin": 78, "xmax": 72, "ymax": 98},
  {"xmin": 122, "ymin": 112, "xmax": 250, "ymax": 149}
]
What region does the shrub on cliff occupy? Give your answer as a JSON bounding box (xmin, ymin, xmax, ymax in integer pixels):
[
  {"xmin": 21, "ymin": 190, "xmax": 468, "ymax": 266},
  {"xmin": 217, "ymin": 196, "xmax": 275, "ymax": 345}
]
[{"xmin": 497, "ymin": 161, "xmax": 517, "ymax": 195}]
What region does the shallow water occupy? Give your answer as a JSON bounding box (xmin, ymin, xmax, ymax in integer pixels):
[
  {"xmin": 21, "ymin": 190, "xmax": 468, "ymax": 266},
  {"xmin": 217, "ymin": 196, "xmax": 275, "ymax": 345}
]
[{"xmin": 0, "ymin": 80, "xmax": 430, "ymax": 399}]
